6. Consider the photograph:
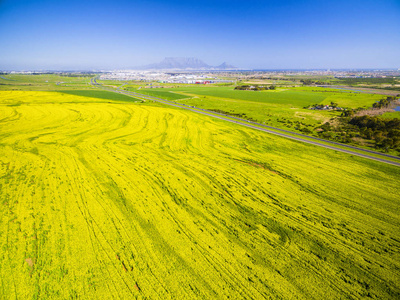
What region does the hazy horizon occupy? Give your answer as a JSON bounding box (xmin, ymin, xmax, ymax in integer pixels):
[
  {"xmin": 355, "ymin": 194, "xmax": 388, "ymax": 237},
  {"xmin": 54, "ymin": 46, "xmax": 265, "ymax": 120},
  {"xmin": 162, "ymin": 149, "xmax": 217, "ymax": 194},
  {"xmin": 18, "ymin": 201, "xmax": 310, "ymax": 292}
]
[{"xmin": 1, "ymin": 0, "xmax": 400, "ymax": 70}]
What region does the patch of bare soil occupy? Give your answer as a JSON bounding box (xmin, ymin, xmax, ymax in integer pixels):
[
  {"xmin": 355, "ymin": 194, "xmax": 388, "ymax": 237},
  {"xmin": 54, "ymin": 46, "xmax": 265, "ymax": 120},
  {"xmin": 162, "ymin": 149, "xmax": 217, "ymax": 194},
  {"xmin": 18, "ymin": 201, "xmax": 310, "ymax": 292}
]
[
  {"xmin": 353, "ymin": 100, "xmax": 399, "ymax": 117},
  {"xmin": 354, "ymin": 108, "xmax": 395, "ymax": 117},
  {"xmin": 25, "ymin": 258, "xmax": 34, "ymax": 267}
]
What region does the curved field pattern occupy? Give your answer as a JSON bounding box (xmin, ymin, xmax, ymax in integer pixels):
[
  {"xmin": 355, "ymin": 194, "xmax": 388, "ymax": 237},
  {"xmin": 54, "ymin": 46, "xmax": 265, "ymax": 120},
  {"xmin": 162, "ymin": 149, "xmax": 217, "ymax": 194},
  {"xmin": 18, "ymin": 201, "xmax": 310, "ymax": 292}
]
[{"xmin": 0, "ymin": 91, "xmax": 399, "ymax": 299}]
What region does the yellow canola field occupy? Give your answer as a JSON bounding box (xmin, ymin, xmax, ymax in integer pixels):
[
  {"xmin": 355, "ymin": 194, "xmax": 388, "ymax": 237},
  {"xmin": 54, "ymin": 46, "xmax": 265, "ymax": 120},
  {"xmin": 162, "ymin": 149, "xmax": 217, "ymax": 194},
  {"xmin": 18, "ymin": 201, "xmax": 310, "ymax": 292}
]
[{"xmin": 0, "ymin": 91, "xmax": 399, "ymax": 299}]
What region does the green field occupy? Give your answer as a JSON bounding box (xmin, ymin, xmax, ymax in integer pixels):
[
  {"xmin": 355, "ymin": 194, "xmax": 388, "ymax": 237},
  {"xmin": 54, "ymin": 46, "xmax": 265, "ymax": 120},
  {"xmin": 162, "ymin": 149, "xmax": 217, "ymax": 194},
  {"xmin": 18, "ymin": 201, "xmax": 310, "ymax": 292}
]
[
  {"xmin": 61, "ymin": 90, "xmax": 143, "ymax": 102},
  {"xmin": 0, "ymin": 90, "xmax": 399, "ymax": 299},
  {"xmin": 0, "ymin": 74, "xmax": 93, "ymax": 91},
  {"xmin": 379, "ymin": 111, "xmax": 400, "ymax": 119},
  {"xmin": 136, "ymin": 86, "xmax": 383, "ymax": 131},
  {"xmin": 132, "ymin": 89, "xmax": 189, "ymax": 101},
  {"xmin": 142, "ymin": 86, "xmax": 383, "ymax": 108},
  {"xmin": 144, "ymin": 86, "xmax": 330, "ymax": 106}
]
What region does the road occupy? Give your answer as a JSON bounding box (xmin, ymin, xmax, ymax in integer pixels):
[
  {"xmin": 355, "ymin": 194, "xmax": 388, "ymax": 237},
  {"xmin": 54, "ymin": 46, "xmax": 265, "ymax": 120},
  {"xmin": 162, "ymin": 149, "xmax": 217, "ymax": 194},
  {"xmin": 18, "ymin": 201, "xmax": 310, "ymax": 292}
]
[{"xmin": 90, "ymin": 77, "xmax": 400, "ymax": 167}]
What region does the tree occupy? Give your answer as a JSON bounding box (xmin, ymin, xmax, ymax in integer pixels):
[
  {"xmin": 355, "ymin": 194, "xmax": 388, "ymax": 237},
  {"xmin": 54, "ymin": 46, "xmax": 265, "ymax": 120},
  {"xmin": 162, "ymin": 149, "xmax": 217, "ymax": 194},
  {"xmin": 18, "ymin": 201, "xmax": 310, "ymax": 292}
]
[
  {"xmin": 365, "ymin": 128, "xmax": 373, "ymax": 139},
  {"xmin": 330, "ymin": 102, "xmax": 338, "ymax": 108},
  {"xmin": 342, "ymin": 110, "xmax": 354, "ymax": 117}
]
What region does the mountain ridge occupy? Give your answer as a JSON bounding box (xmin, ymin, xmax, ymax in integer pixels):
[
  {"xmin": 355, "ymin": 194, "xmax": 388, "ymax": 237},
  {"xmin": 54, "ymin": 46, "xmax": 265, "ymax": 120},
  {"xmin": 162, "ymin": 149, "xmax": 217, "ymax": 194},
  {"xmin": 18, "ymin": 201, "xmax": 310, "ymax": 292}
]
[{"xmin": 139, "ymin": 57, "xmax": 237, "ymax": 70}]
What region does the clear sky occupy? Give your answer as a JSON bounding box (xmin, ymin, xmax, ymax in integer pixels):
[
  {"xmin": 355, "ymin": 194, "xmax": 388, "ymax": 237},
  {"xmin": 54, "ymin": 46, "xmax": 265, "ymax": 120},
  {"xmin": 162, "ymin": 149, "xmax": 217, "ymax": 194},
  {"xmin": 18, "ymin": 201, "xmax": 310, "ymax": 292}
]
[{"xmin": 0, "ymin": 0, "xmax": 399, "ymax": 70}]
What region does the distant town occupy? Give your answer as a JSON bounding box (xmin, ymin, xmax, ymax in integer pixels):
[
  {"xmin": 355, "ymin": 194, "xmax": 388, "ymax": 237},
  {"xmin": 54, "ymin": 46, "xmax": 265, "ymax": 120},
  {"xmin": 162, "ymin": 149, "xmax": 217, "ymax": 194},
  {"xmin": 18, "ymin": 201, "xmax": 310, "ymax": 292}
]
[
  {"xmin": 2, "ymin": 69, "xmax": 400, "ymax": 84},
  {"xmin": 99, "ymin": 71, "xmax": 235, "ymax": 84}
]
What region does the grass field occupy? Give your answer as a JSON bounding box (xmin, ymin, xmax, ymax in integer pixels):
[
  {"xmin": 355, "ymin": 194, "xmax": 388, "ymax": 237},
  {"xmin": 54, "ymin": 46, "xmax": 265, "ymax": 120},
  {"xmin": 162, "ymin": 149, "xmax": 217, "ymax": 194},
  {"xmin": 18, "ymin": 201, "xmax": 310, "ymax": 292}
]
[
  {"xmin": 61, "ymin": 90, "xmax": 143, "ymax": 102},
  {"xmin": 0, "ymin": 74, "xmax": 93, "ymax": 91},
  {"xmin": 136, "ymin": 86, "xmax": 383, "ymax": 131},
  {"xmin": 0, "ymin": 90, "xmax": 399, "ymax": 299},
  {"xmin": 149, "ymin": 86, "xmax": 383, "ymax": 108},
  {"xmin": 379, "ymin": 111, "xmax": 400, "ymax": 119},
  {"xmin": 132, "ymin": 89, "xmax": 189, "ymax": 101}
]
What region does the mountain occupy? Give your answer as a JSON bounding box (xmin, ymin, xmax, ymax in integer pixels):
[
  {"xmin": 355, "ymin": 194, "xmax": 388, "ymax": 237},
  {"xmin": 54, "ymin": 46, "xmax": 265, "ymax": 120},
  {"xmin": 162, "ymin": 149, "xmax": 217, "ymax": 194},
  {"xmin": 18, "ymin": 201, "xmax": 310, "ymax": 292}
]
[
  {"xmin": 143, "ymin": 57, "xmax": 211, "ymax": 70},
  {"xmin": 216, "ymin": 62, "xmax": 237, "ymax": 70},
  {"xmin": 139, "ymin": 57, "xmax": 237, "ymax": 70}
]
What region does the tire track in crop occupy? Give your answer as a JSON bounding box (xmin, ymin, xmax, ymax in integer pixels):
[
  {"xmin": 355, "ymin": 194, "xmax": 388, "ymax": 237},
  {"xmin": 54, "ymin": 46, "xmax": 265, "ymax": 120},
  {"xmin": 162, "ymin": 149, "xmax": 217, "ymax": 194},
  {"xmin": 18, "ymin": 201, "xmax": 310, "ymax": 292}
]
[
  {"xmin": 1, "ymin": 149, "xmax": 19, "ymax": 299},
  {"xmin": 69, "ymin": 106, "xmax": 191, "ymax": 299},
  {"xmin": 52, "ymin": 150, "xmax": 117, "ymax": 297},
  {"xmin": 65, "ymin": 152, "xmax": 128, "ymax": 299},
  {"xmin": 248, "ymin": 176, "xmax": 379, "ymax": 298},
  {"xmin": 74, "ymin": 150, "xmax": 166, "ymax": 297},
  {"xmin": 0, "ymin": 106, "xmax": 20, "ymax": 123},
  {"xmin": 98, "ymin": 128, "xmax": 264, "ymax": 298},
  {"xmin": 110, "ymin": 158, "xmax": 220, "ymax": 298},
  {"xmin": 128, "ymin": 148, "xmax": 282, "ymax": 298},
  {"xmin": 146, "ymin": 171, "xmax": 263, "ymax": 299},
  {"xmin": 296, "ymin": 213, "xmax": 399, "ymax": 296},
  {"xmin": 156, "ymin": 151, "xmax": 372, "ymax": 298},
  {"xmin": 256, "ymin": 190, "xmax": 398, "ymax": 298},
  {"xmin": 56, "ymin": 146, "xmax": 136, "ymax": 297}
]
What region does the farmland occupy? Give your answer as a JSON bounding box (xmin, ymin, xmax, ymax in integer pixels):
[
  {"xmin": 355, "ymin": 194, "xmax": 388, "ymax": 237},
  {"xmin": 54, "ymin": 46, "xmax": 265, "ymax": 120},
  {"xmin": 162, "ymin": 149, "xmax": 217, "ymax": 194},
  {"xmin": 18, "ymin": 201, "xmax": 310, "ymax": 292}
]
[
  {"xmin": 1, "ymin": 90, "xmax": 399, "ymax": 299},
  {"xmin": 0, "ymin": 74, "xmax": 93, "ymax": 91},
  {"xmin": 129, "ymin": 85, "xmax": 384, "ymax": 131},
  {"xmin": 130, "ymin": 86, "xmax": 383, "ymax": 108}
]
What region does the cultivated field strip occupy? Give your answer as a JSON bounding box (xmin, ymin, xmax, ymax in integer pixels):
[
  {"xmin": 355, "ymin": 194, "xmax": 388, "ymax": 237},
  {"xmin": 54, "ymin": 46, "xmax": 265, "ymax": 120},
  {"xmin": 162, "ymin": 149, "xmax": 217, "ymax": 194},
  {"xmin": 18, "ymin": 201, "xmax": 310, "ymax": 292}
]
[{"xmin": 0, "ymin": 91, "xmax": 399, "ymax": 299}]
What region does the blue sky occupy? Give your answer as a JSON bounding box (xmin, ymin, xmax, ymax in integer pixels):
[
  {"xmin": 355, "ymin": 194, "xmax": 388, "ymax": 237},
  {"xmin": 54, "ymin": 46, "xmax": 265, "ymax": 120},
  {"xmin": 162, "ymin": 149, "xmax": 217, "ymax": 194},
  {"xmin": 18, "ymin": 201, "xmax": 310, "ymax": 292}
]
[{"xmin": 0, "ymin": 0, "xmax": 399, "ymax": 70}]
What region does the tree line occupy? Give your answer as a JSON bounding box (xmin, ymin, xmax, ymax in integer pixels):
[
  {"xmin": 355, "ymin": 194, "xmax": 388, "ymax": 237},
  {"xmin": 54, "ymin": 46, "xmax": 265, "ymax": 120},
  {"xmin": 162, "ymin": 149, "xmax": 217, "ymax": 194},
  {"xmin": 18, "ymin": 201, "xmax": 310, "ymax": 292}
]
[
  {"xmin": 372, "ymin": 96, "xmax": 397, "ymax": 109},
  {"xmin": 316, "ymin": 96, "xmax": 400, "ymax": 152},
  {"xmin": 349, "ymin": 116, "xmax": 400, "ymax": 150},
  {"xmin": 300, "ymin": 79, "xmax": 330, "ymax": 85},
  {"xmin": 235, "ymin": 84, "xmax": 276, "ymax": 91}
]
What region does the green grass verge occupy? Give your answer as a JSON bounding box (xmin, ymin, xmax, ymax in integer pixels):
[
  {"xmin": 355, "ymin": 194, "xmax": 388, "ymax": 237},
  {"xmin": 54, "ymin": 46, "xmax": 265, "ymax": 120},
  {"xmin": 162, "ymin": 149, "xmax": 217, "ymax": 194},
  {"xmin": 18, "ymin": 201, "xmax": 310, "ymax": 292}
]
[{"xmin": 61, "ymin": 90, "xmax": 142, "ymax": 102}]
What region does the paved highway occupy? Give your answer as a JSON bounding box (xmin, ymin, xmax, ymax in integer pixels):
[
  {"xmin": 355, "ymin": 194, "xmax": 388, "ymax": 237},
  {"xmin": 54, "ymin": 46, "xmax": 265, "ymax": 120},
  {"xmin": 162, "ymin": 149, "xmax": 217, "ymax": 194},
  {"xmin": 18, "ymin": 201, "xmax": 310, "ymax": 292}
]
[{"xmin": 90, "ymin": 77, "xmax": 400, "ymax": 167}]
